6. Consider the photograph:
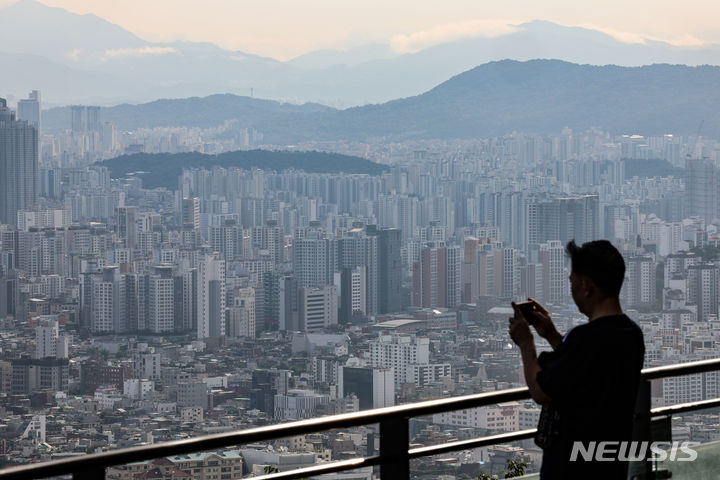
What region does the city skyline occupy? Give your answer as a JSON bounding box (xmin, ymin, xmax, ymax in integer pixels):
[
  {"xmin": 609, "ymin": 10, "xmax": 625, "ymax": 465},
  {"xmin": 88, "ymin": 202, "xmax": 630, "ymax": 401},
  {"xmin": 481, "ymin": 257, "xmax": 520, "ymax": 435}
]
[
  {"xmin": 1, "ymin": 82, "xmax": 720, "ymax": 476},
  {"xmin": 2, "ymin": 0, "xmax": 720, "ymax": 470}
]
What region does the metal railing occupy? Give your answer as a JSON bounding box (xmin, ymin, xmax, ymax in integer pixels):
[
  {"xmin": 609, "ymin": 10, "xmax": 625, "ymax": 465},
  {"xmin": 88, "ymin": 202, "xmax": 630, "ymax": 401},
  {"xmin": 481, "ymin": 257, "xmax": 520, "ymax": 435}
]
[{"xmin": 2, "ymin": 358, "xmax": 720, "ymax": 480}]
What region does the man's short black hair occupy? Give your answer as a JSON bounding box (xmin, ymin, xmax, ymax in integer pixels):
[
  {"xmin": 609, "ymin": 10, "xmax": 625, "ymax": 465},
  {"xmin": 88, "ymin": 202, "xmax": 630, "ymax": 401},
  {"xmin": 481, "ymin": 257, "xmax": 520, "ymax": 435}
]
[{"xmin": 566, "ymin": 239, "xmax": 625, "ymax": 298}]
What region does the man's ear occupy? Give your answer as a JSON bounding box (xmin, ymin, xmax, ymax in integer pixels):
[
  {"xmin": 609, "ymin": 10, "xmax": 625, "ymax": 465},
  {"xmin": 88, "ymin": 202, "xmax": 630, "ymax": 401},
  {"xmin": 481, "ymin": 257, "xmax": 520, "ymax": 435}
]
[{"xmin": 581, "ymin": 277, "xmax": 594, "ymax": 298}]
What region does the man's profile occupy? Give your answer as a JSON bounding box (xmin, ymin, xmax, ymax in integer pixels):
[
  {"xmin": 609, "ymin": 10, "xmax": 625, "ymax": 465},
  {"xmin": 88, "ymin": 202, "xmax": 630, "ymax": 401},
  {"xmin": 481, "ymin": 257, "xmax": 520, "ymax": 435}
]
[{"xmin": 508, "ymin": 239, "xmax": 645, "ymax": 478}]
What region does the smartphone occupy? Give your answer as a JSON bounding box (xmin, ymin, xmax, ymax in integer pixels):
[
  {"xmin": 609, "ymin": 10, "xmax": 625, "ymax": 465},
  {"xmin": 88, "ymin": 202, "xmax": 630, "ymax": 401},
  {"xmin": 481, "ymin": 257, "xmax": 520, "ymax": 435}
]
[{"xmin": 515, "ymin": 301, "xmax": 536, "ymax": 324}]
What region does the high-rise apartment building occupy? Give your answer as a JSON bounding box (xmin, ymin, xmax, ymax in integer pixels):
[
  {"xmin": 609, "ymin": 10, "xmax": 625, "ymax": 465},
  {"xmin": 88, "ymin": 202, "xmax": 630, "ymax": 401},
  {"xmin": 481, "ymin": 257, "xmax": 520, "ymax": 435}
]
[
  {"xmin": 339, "ymin": 266, "xmax": 366, "ymax": 323},
  {"xmin": 260, "ymin": 272, "xmax": 282, "ymax": 332},
  {"xmin": 664, "ymin": 253, "xmax": 699, "ymax": 286},
  {"xmin": 116, "ymin": 206, "xmax": 137, "ymax": 249},
  {"xmin": 522, "ymin": 262, "xmax": 544, "ymax": 303},
  {"xmin": 209, "ymin": 219, "xmax": 242, "ymax": 260},
  {"xmin": 462, "ymin": 237, "xmax": 480, "ymax": 304},
  {"xmin": 228, "ymin": 286, "xmax": 255, "ymax": 338},
  {"xmin": 86, "ymin": 106, "xmax": 101, "ymax": 134},
  {"xmin": 687, "ymin": 263, "xmax": 719, "ymax": 322},
  {"xmin": 340, "ymin": 367, "xmax": 394, "ymax": 410},
  {"xmin": 494, "ymin": 247, "xmax": 520, "ymax": 299},
  {"xmin": 526, "ymin": 195, "xmax": 599, "ymax": 250},
  {"xmin": 367, "ymin": 226, "xmax": 402, "ymax": 314},
  {"xmin": 35, "ymin": 316, "xmax": 69, "ymax": 359},
  {"xmin": 338, "ymin": 230, "xmax": 378, "ymax": 315},
  {"xmin": 539, "ymin": 240, "xmax": 566, "ymax": 303},
  {"xmin": 368, "ymin": 334, "xmax": 429, "ymax": 387},
  {"xmin": 175, "ymin": 266, "xmax": 197, "ymax": 332},
  {"xmin": 623, "ymin": 256, "xmax": 657, "ymax": 308},
  {"xmin": 279, "ymin": 275, "xmax": 299, "ymax": 331},
  {"xmin": 148, "ymin": 266, "xmax": 175, "ymax": 333},
  {"xmin": 686, "ymin": 158, "xmax": 718, "ymax": 224},
  {"xmin": 604, "ymin": 205, "xmax": 635, "ymax": 240},
  {"xmin": 102, "ymin": 122, "xmax": 117, "ymax": 153},
  {"xmin": 293, "ymin": 232, "xmax": 337, "ymax": 288},
  {"xmin": 298, "ymin": 285, "xmax": 337, "ymax": 333},
  {"xmin": 17, "ymin": 90, "xmax": 41, "ymax": 133},
  {"xmin": 0, "ymin": 98, "xmax": 38, "ymax": 225},
  {"xmin": 412, "ymin": 242, "xmax": 461, "ymax": 308},
  {"xmin": 91, "ymin": 266, "xmax": 125, "ymax": 334},
  {"xmin": 181, "ymin": 197, "xmax": 200, "ymax": 230},
  {"xmin": 197, "ymin": 255, "xmax": 226, "ymax": 339},
  {"xmin": 71, "ymin": 105, "xmax": 85, "ymax": 133},
  {"xmin": 68, "ymin": 105, "xmax": 102, "ymax": 153},
  {"xmin": 252, "ymin": 219, "xmax": 283, "ymax": 263}
]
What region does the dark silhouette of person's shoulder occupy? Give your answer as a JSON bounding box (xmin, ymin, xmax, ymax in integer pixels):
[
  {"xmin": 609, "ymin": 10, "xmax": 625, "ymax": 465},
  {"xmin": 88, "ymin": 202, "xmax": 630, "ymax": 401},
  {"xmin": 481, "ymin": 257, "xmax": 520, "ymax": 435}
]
[
  {"xmin": 582, "ymin": 314, "xmax": 642, "ymax": 335},
  {"xmin": 591, "ymin": 314, "xmax": 645, "ymax": 359},
  {"xmin": 563, "ymin": 314, "xmax": 643, "ymax": 352},
  {"xmin": 608, "ymin": 314, "xmax": 645, "ymax": 343}
]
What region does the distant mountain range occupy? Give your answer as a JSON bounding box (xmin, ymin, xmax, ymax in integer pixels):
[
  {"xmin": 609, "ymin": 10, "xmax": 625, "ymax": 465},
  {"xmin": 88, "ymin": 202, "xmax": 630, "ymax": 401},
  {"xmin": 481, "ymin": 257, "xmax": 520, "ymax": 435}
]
[
  {"xmin": 3, "ymin": 0, "xmax": 720, "ymax": 106},
  {"xmin": 43, "ymin": 60, "xmax": 720, "ymax": 142}
]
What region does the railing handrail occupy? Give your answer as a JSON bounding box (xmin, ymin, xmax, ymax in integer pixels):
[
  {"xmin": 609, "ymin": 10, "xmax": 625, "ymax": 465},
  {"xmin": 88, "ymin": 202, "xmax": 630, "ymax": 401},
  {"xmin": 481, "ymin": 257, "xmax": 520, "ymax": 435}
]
[
  {"xmin": 641, "ymin": 357, "xmax": 720, "ymax": 380},
  {"xmin": 1, "ymin": 358, "xmax": 719, "ymax": 480}
]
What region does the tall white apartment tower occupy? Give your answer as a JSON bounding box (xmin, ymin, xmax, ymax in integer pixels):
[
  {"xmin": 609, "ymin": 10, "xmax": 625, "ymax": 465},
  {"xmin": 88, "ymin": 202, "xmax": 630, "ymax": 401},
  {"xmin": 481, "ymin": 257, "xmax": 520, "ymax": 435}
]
[
  {"xmin": 0, "ymin": 98, "xmax": 38, "ymax": 224},
  {"xmin": 197, "ymin": 255, "xmax": 226, "ymax": 339},
  {"xmin": 148, "ymin": 265, "xmax": 175, "ymax": 333},
  {"xmin": 35, "ymin": 316, "xmax": 69, "ymax": 359},
  {"xmin": 539, "ymin": 240, "xmax": 566, "ymax": 303},
  {"xmin": 228, "ymin": 287, "xmax": 256, "ymax": 338},
  {"xmin": 35, "ymin": 317, "xmax": 58, "ymax": 359},
  {"xmin": 92, "ymin": 266, "xmax": 125, "ymax": 334},
  {"xmin": 253, "ymin": 219, "xmax": 283, "ymax": 262},
  {"xmin": 293, "ymin": 232, "xmax": 337, "ymax": 288}
]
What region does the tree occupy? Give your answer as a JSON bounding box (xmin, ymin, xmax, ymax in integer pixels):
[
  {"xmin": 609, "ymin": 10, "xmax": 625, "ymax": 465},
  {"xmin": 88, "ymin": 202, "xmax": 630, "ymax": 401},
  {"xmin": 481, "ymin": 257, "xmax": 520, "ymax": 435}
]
[
  {"xmin": 478, "ymin": 459, "xmax": 528, "ymax": 480},
  {"xmin": 504, "ymin": 459, "xmax": 528, "ymax": 478}
]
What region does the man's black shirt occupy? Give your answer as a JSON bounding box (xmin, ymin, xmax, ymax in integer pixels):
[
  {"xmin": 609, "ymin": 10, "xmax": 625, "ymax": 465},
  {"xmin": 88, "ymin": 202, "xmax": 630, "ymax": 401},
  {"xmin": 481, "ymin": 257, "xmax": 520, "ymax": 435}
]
[{"xmin": 535, "ymin": 314, "xmax": 645, "ymax": 478}]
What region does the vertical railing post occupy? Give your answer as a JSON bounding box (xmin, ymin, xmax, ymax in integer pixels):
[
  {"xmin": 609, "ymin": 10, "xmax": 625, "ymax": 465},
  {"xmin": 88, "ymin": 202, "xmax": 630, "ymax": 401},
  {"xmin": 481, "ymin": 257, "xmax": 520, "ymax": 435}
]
[
  {"xmin": 629, "ymin": 379, "xmax": 653, "ymax": 480},
  {"xmin": 73, "ymin": 466, "xmax": 105, "ymax": 480},
  {"xmin": 380, "ymin": 416, "xmax": 410, "ymax": 479}
]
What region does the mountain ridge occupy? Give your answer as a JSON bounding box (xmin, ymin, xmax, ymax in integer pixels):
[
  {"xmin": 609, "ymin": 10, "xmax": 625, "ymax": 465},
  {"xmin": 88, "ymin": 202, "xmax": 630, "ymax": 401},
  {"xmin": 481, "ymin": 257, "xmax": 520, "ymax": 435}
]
[
  {"xmin": 4, "ymin": 1, "xmax": 720, "ymax": 105},
  {"xmin": 42, "ymin": 60, "xmax": 720, "ymax": 142}
]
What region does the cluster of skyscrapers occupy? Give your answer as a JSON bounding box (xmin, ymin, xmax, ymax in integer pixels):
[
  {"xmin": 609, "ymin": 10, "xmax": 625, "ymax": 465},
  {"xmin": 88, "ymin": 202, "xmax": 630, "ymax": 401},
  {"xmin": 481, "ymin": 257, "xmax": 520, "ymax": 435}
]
[
  {"xmin": 0, "ymin": 95, "xmax": 39, "ymax": 225},
  {"xmin": 3, "ymin": 94, "xmax": 720, "ymax": 474}
]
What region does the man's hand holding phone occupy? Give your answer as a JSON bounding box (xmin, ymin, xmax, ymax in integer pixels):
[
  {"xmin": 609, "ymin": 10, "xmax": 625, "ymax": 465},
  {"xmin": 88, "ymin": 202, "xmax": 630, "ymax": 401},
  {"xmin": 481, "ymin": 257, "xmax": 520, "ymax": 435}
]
[
  {"xmin": 514, "ymin": 301, "xmax": 537, "ymax": 324},
  {"xmin": 513, "ymin": 298, "xmax": 564, "ymax": 350}
]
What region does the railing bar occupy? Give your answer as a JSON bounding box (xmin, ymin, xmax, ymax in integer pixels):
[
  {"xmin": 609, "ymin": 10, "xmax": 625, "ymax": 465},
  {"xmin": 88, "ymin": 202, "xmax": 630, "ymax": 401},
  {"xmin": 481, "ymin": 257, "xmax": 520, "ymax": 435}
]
[
  {"xmin": 2, "ymin": 359, "xmax": 720, "ymax": 479},
  {"xmin": 651, "ymin": 397, "xmax": 720, "ymax": 417},
  {"xmin": 0, "ymin": 455, "xmax": 382, "ymax": 480},
  {"xmin": 641, "ymin": 358, "xmax": 720, "ymax": 380},
  {"xmin": 409, "ymin": 429, "xmax": 537, "ymax": 458},
  {"xmin": 247, "ymin": 430, "xmax": 540, "ymax": 480},
  {"xmin": 73, "ymin": 467, "xmax": 105, "ymax": 480},
  {"xmin": 249, "ymin": 456, "xmax": 382, "ymax": 480},
  {"xmin": 0, "ymin": 389, "xmax": 532, "ymax": 479}
]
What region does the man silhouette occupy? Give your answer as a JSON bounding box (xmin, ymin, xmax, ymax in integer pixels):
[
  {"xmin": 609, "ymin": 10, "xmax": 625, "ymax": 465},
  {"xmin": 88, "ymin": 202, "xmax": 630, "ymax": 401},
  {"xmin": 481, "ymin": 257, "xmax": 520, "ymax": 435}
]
[{"xmin": 509, "ymin": 239, "xmax": 645, "ymax": 478}]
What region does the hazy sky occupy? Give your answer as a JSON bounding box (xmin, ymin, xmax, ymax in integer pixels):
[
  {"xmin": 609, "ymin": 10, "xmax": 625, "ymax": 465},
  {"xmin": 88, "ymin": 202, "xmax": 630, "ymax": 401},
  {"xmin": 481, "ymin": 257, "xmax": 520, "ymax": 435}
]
[{"xmin": 3, "ymin": 0, "xmax": 720, "ymax": 60}]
